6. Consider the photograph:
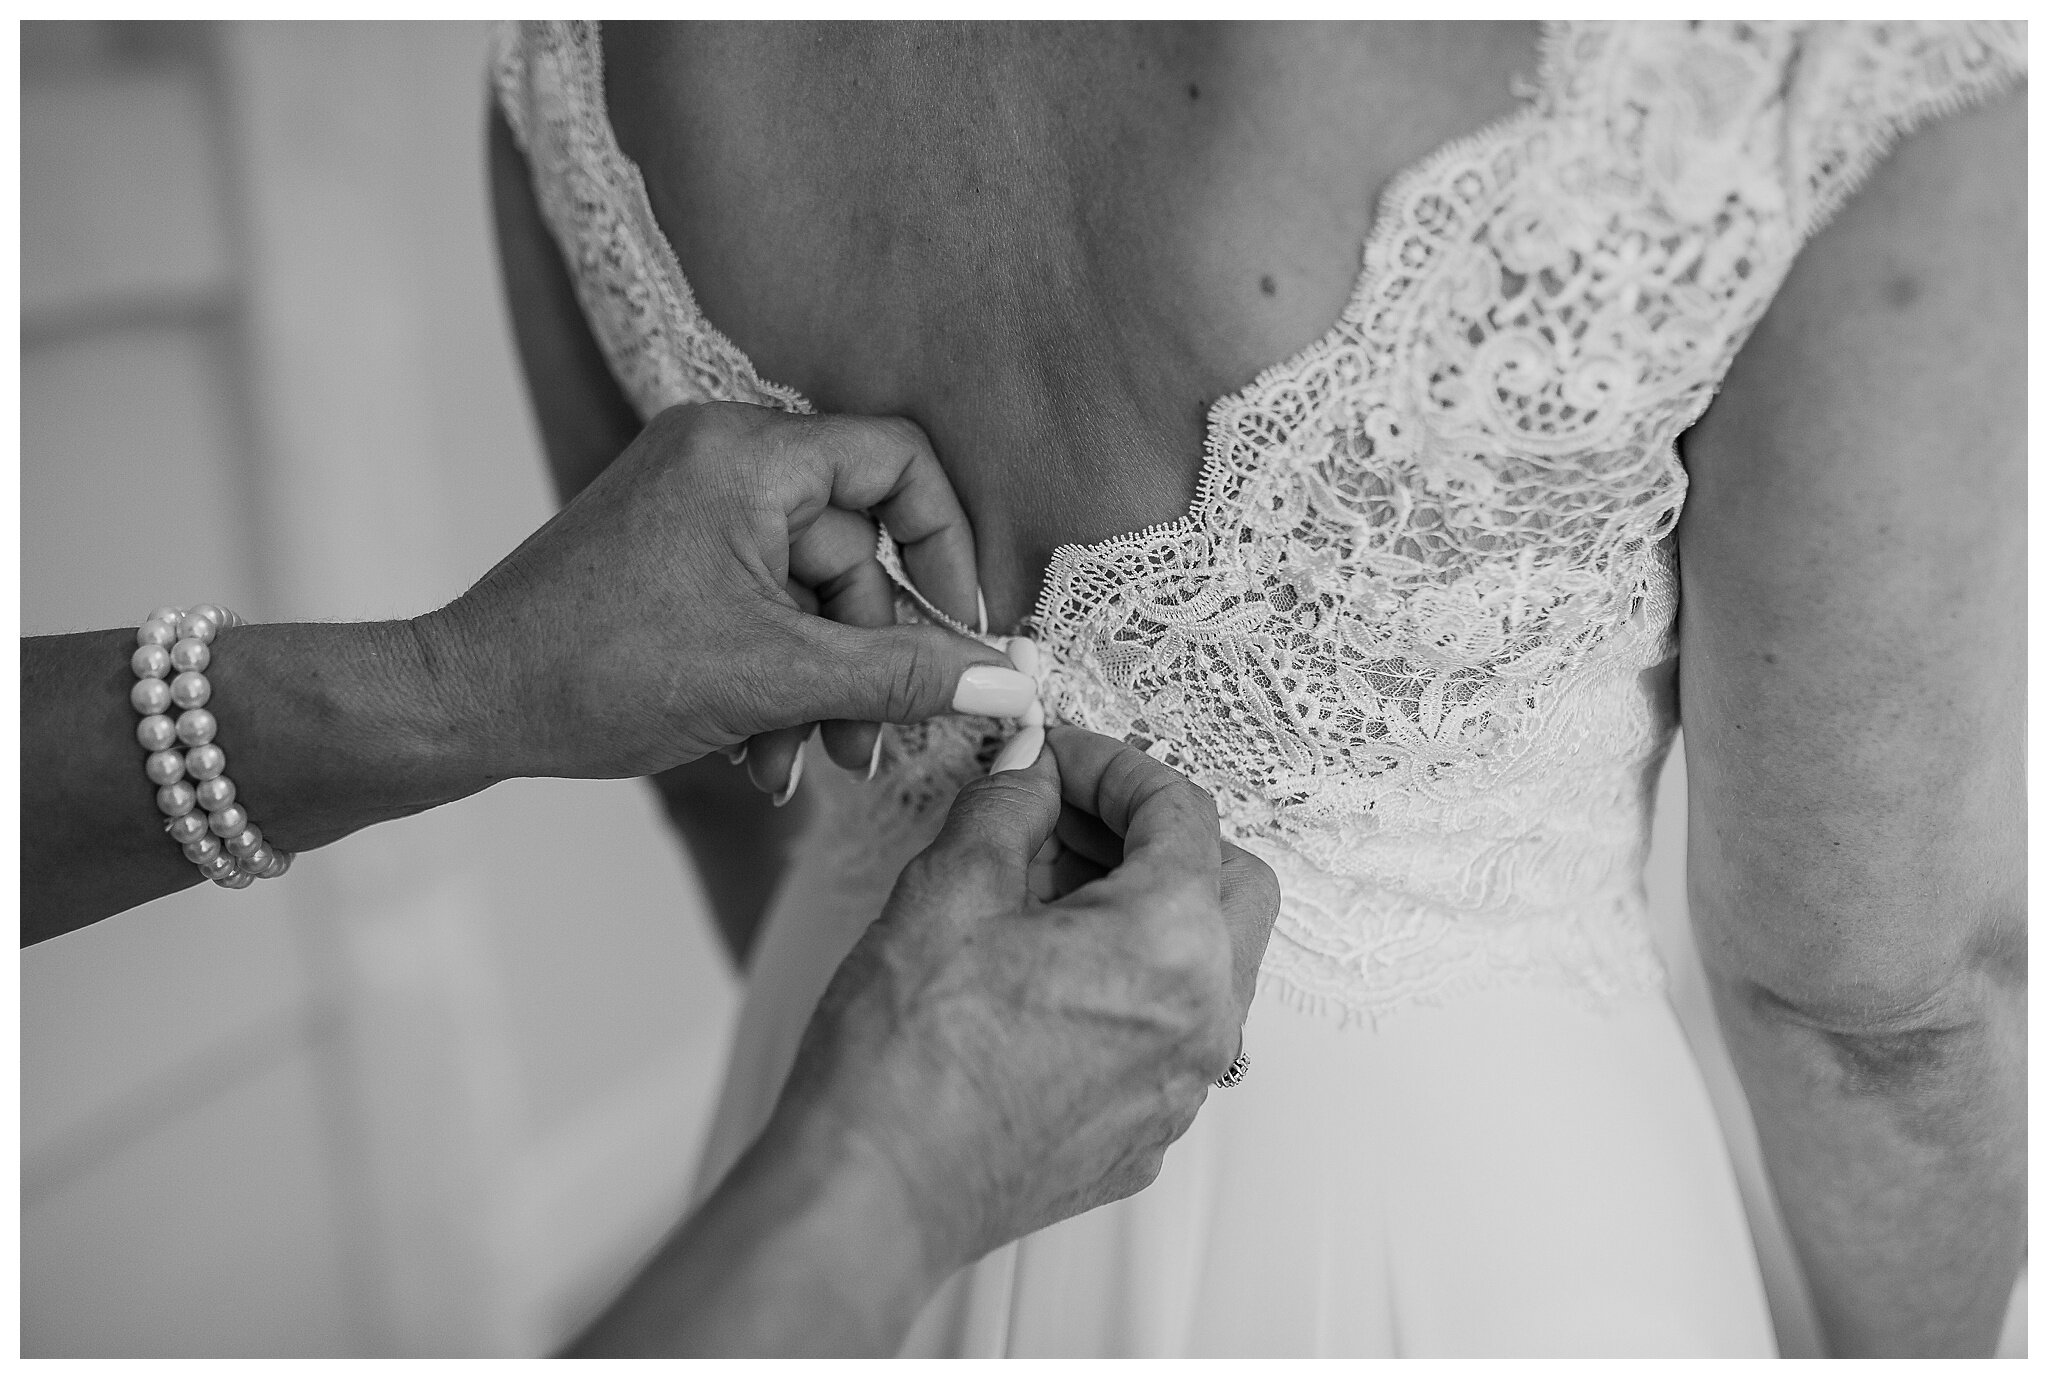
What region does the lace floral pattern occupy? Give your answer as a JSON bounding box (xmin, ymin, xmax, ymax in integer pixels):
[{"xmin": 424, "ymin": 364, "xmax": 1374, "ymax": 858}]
[{"xmin": 495, "ymin": 21, "xmax": 2024, "ymax": 1025}]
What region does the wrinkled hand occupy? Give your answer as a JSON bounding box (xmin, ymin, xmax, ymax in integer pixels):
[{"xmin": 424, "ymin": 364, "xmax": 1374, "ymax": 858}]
[
  {"xmin": 422, "ymin": 402, "xmax": 1033, "ymax": 788},
  {"xmin": 769, "ymin": 726, "xmax": 1281, "ymax": 1280}
]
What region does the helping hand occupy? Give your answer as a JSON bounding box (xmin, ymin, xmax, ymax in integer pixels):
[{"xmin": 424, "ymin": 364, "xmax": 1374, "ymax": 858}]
[
  {"xmin": 420, "ymin": 402, "xmax": 1034, "ymax": 786},
  {"xmin": 767, "ymin": 726, "xmax": 1282, "ymax": 1281}
]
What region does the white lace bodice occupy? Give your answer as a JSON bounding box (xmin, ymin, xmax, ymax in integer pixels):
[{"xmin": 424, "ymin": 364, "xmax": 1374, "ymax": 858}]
[{"xmin": 494, "ymin": 21, "xmax": 2024, "ymax": 1024}]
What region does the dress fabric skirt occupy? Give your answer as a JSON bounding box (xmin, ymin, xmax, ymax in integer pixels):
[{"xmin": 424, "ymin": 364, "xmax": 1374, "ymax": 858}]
[{"xmin": 690, "ymin": 762, "xmax": 1777, "ymax": 1358}]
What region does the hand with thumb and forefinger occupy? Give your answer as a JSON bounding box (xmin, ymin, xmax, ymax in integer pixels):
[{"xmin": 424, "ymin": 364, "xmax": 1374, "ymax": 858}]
[{"xmin": 418, "ymin": 401, "xmax": 1036, "ymax": 790}]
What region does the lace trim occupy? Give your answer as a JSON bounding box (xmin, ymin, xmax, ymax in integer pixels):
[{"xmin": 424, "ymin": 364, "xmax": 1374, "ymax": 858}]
[
  {"xmin": 493, "ymin": 21, "xmax": 808, "ymax": 419},
  {"xmin": 494, "ymin": 21, "xmax": 2023, "ymax": 1025},
  {"xmin": 1789, "ymin": 21, "xmax": 2026, "ymax": 240}
]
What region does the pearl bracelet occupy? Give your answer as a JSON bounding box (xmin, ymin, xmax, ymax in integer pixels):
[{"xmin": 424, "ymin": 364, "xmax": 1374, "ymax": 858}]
[{"xmin": 131, "ymin": 604, "xmax": 292, "ymax": 889}]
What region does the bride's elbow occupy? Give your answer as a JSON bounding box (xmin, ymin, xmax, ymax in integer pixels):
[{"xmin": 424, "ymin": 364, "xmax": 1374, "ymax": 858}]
[{"xmin": 1695, "ymin": 883, "xmax": 2024, "ymax": 1100}]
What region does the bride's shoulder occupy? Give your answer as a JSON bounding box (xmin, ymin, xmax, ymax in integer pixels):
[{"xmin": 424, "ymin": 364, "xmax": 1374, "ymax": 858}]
[
  {"xmin": 1681, "ymin": 67, "xmax": 2023, "ymax": 518},
  {"xmin": 1668, "ymin": 20, "xmax": 2023, "ymax": 536}
]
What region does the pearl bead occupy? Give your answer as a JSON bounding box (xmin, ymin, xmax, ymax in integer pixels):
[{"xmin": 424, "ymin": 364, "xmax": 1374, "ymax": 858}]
[
  {"xmin": 176, "ymin": 612, "xmax": 218, "ymax": 645},
  {"xmin": 183, "ymin": 834, "xmax": 223, "ymax": 864},
  {"xmin": 170, "ymin": 671, "xmax": 211, "ymax": 709},
  {"xmin": 147, "ymin": 606, "xmax": 184, "ymax": 627},
  {"xmin": 225, "ymin": 826, "xmax": 263, "ymax": 858},
  {"xmin": 131, "ymin": 644, "xmax": 172, "ymax": 680},
  {"xmin": 257, "ymin": 851, "xmax": 292, "ymax": 879},
  {"xmin": 146, "ymin": 749, "xmax": 187, "ymax": 785},
  {"xmin": 137, "ymin": 619, "xmax": 178, "ymax": 649},
  {"xmin": 184, "ymin": 743, "xmax": 226, "ymax": 780},
  {"xmin": 191, "ymin": 603, "xmax": 230, "ymax": 631},
  {"xmin": 197, "ymin": 852, "xmax": 237, "ymax": 880},
  {"xmin": 176, "ymin": 708, "xmax": 217, "ymax": 746},
  {"xmin": 136, "ymin": 715, "xmax": 177, "ymax": 752},
  {"xmin": 169, "ymin": 638, "xmax": 211, "ymax": 674},
  {"xmin": 209, "ymin": 804, "xmax": 249, "ymax": 837},
  {"xmin": 214, "ymin": 869, "xmax": 256, "ymax": 890},
  {"xmin": 156, "ymin": 781, "xmax": 197, "ymax": 817},
  {"xmin": 130, "ymin": 677, "xmax": 172, "ymax": 716},
  {"xmin": 242, "ymin": 844, "xmax": 276, "ymax": 872},
  {"xmin": 166, "ymin": 811, "xmax": 210, "ymax": 844},
  {"xmin": 194, "ymin": 776, "xmax": 236, "ymax": 812}
]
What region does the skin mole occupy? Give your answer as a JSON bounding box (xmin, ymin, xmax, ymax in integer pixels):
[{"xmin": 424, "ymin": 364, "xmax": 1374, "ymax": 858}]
[
  {"xmin": 1187, "ymin": 81, "xmax": 1199, "ymax": 100},
  {"xmin": 1260, "ymin": 274, "xmax": 1277, "ymax": 296},
  {"xmin": 1884, "ymin": 273, "xmax": 1922, "ymax": 309}
]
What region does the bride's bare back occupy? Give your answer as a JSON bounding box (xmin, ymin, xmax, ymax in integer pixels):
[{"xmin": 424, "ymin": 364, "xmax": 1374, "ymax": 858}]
[
  {"xmin": 601, "ymin": 21, "xmax": 1535, "ymax": 627},
  {"xmin": 493, "ymin": 22, "xmax": 2024, "ymax": 1354}
]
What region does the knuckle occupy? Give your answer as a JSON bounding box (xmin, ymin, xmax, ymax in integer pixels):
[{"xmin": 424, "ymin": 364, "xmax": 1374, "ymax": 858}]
[
  {"xmin": 651, "ymin": 401, "xmax": 764, "ymax": 481},
  {"xmin": 894, "ymin": 849, "xmax": 951, "ymax": 904},
  {"xmin": 1131, "ymin": 1147, "xmax": 1170, "ymax": 1192},
  {"xmin": 1146, "ymin": 873, "xmax": 1219, "ymax": 930},
  {"xmin": 1228, "ymin": 850, "xmax": 1282, "ymax": 920},
  {"xmin": 645, "ymin": 401, "xmax": 699, "ymax": 441},
  {"xmin": 1249, "ymin": 852, "xmax": 1279, "ymax": 900},
  {"xmin": 1194, "ymin": 1023, "xmax": 1239, "ymax": 1080},
  {"xmin": 1169, "ymin": 777, "xmax": 1219, "ymax": 815},
  {"xmin": 1105, "ymin": 1148, "xmax": 1170, "ymax": 1205},
  {"xmin": 882, "ymin": 637, "xmax": 942, "ymax": 721},
  {"xmin": 948, "ymin": 834, "xmax": 1015, "ymax": 881},
  {"xmin": 1165, "ymin": 1081, "xmax": 1208, "ymax": 1139},
  {"xmin": 659, "ymin": 399, "xmax": 730, "ymax": 449},
  {"xmin": 1138, "ymin": 910, "xmax": 1234, "ymax": 1010},
  {"xmin": 891, "ymin": 851, "xmax": 981, "ymax": 926},
  {"xmin": 866, "ymin": 413, "xmax": 935, "ymax": 462},
  {"xmin": 924, "ymin": 818, "xmax": 1017, "ymax": 886}
]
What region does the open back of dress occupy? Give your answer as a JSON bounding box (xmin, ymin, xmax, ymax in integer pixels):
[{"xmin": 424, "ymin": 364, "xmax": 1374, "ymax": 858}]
[{"xmin": 495, "ymin": 21, "xmax": 2023, "ymax": 1355}]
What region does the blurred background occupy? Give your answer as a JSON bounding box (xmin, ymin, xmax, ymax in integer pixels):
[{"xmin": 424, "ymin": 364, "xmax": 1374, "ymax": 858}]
[
  {"xmin": 17, "ymin": 19, "xmax": 2020, "ymax": 1358},
  {"xmin": 21, "ymin": 21, "xmax": 736, "ymax": 1356}
]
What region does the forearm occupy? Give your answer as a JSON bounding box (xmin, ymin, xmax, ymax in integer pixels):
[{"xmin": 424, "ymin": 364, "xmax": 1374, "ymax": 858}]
[
  {"xmin": 1711, "ymin": 970, "xmax": 2024, "ymax": 1356},
  {"xmin": 24, "ymin": 619, "xmax": 500, "ymax": 944},
  {"xmin": 567, "ymin": 1104, "xmax": 940, "ymax": 1356}
]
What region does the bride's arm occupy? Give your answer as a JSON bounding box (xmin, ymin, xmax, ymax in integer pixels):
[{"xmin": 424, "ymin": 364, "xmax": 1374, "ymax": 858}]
[
  {"xmin": 1677, "ymin": 94, "xmax": 2023, "ymax": 1356},
  {"xmin": 488, "ymin": 104, "xmax": 799, "ymax": 967}
]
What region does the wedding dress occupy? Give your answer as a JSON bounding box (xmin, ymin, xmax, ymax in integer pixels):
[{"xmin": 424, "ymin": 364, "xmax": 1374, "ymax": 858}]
[{"xmin": 494, "ymin": 21, "xmax": 2025, "ymax": 1356}]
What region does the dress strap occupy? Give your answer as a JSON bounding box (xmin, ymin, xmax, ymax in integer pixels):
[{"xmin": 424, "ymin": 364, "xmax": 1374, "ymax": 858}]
[
  {"xmin": 1783, "ymin": 21, "xmax": 2026, "ymax": 242},
  {"xmin": 486, "ymin": 21, "xmax": 532, "ymax": 152},
  {"xmin": 488, "ymin": 22, "xmax": 808, "ymax": 422}
]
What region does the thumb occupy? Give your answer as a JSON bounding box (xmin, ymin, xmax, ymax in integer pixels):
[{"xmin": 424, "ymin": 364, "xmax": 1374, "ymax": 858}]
[
  {"xmin": 922, "ymin": 740, "xmax": 1063, "ymax": 898},
  {"xmin": 776, "ymin": 613, "xmax": 1037, "ymax": 726}
]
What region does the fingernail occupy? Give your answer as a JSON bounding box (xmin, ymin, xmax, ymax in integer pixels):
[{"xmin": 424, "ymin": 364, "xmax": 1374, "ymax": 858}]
[
  {"xmin": 723, "ymin": 743, "xmax": 748, "ymax": 765},
  {"xmin": 772, "ymin": 743, "xmax": 805, "ymax": 807},
  {"xmin": 1005, "ymin": 636, "xmax": 1041, "ymax": 680},
  {"xmin": 990, "ymin": 724, "xmax": 1045, "ymax": 775},
  {"xmin": 864, "ymin": 732, "xmax": 884, "ymax": 782},
  {"xmin": 952, "ymin": 665, "xmax": 1036, "ymax": 717},
  {"xmin": 976, "ymin": 587, "xmax": 989, "ymax": 637}
]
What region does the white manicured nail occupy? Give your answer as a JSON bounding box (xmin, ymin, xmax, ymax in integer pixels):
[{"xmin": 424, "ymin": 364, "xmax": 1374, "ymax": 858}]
[
  {"xmin": 1005, "ymin": 636, "xmax": 1041, "ymax": 680},
  {"xmin": 952, "ymin": 665, "xmax": 1036, "ymax": 717},
  {"xmin": 865, "ymin": 732, "xmax": 883, "ymax": 782},
  {"xmin": 772, "ymin": 742, "xmax": 805, "ymax": 807},
  {"xmin": 990, "ymin": 725, "xmax": 1045, "ymax": 775},
  {"xmin": 976, "ymin": 587, "xmax": 989, "ymax": 637}
]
